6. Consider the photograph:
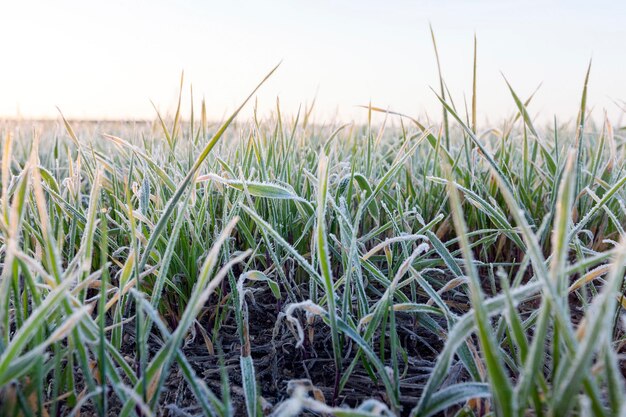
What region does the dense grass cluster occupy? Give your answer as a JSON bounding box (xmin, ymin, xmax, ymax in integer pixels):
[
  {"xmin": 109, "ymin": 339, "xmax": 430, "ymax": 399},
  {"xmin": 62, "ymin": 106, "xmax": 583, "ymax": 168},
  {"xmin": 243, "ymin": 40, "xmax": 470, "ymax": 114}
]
[{"xmin": 2, "ymin": 64, "xmax": 626, "ymax": 417}]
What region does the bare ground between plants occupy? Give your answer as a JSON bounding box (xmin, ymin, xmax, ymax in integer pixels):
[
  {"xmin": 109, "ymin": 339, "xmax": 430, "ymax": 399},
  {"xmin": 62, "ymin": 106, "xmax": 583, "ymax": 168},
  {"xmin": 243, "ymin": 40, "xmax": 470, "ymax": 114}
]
[{"xmin": 52, "ymin": 282, "xmax": 452, "ymax": 417}]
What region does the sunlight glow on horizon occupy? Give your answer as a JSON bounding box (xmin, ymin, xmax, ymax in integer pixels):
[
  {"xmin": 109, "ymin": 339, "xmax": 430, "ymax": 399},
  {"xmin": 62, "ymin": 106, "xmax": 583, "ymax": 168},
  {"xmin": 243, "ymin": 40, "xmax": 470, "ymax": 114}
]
[{"xmin": 1, "ymin": 0, "xmax": 625, "ymax": 125}]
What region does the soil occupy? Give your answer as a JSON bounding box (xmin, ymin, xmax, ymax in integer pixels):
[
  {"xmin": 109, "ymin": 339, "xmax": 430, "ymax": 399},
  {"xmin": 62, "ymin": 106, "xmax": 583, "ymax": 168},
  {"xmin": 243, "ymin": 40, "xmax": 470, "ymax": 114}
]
[
  {"xmin": 154, "ymin": 287, "xmax": 444, "ymax": 416},
  {"xmin": 60, "ymin": 282, "xmax": 450, "ymax": 417}
]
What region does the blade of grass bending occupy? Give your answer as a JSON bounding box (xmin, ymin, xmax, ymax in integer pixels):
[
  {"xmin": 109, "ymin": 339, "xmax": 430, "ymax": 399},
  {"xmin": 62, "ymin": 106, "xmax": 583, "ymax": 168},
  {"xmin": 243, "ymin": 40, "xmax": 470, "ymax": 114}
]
[
  {"xmin": 447, "ymin": 178, "xmax": 515, "ymax": 417},
  {"xmin": 138, "ymin": 63, "xmax": 280, "ymax": 274},
  {"xmin": 198, "ymin": 173, "xmax": 314, "ymax": 214}
]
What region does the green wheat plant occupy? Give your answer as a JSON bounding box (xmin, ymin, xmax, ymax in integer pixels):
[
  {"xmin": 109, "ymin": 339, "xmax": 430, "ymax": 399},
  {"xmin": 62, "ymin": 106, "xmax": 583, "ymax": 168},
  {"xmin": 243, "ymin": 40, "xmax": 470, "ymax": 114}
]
[{"xmin": 1, "ymin": 39, "xmax": 626, "ymax": 417}]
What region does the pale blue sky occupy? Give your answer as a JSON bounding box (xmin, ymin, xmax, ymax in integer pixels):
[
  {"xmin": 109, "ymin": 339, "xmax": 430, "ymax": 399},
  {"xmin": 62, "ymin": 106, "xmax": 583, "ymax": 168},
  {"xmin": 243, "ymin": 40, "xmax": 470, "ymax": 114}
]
[{"xmin": 1, "ymin": 0, "xmax": 625, "ymax": 123}]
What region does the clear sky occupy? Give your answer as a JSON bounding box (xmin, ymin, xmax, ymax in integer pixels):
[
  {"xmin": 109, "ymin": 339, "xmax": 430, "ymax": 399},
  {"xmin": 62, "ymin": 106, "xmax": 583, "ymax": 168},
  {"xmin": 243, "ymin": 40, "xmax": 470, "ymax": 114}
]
[{"xmin": 1, "ymin": 0, "xmax": 625, "ymax": 124}]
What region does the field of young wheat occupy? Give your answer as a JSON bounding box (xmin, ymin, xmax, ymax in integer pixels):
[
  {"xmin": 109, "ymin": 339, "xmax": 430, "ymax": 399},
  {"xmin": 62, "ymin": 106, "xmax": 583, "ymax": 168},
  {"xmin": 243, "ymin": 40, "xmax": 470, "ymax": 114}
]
[{"xmin": 1, "ymin": 61, "xmax": 626, "ymax": 417}]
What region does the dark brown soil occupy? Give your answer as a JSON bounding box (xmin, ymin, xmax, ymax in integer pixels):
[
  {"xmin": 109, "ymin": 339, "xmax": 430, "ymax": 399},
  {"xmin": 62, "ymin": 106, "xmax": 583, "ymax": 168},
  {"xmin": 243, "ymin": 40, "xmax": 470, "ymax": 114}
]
[
  {"xmin": 33, "ymin": 271, "xmax": 495, "ymax": 417},
  {"xmin": 142, "ymin": 285, "xmax": 446, "ymax": 417}
]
